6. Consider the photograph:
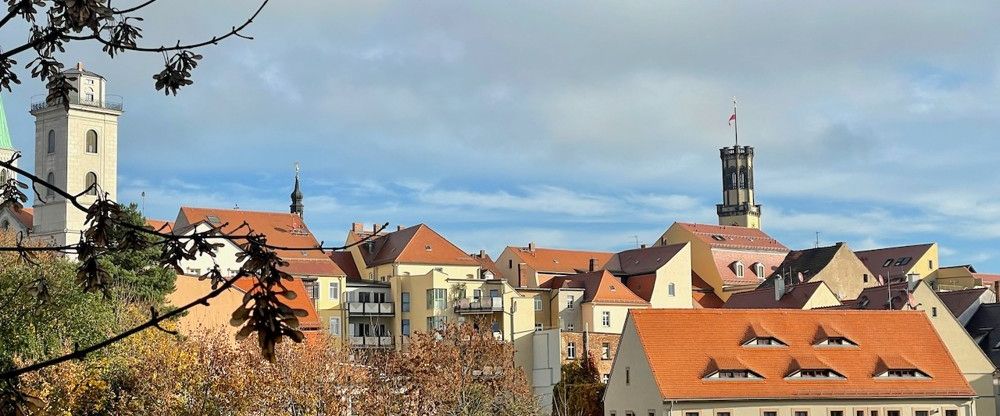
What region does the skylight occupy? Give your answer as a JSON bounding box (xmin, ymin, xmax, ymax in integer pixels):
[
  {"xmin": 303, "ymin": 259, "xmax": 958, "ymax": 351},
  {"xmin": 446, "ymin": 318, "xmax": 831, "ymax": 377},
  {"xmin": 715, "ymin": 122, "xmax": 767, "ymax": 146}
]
[
  {"xmin": 882, "ymin": 259, "xmax": 894, "ymax": 268},
  {"xmin": 895, "ymin": 257, "xmax": 912, "ymax": 267},
  {"xmin": 711, "ymin": 235, "xmax": 726, "ymax": 241},
  {"xmin": 206, "ymin": 215, "xmax": 221, "ymax": 225}
]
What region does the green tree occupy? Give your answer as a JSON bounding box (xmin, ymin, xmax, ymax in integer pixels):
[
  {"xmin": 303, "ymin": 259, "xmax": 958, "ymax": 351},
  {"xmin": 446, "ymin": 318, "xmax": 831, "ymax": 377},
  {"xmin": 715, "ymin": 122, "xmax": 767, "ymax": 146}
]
[
  {"xmin": 553, "ymin": 352, "xmax": 605, "ymax": 416},
  {"xmin": 99, "ymin": 203, "xmax": 176, "ymax": 308}
]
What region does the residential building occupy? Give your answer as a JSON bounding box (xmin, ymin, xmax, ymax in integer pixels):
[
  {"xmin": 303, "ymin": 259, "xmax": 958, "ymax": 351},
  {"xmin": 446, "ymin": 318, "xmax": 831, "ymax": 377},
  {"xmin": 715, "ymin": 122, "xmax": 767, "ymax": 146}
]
[
  {"xmin": 716, "ymin": 144, "xmax": 762, "ymax": 229},
  {"xmin": 605, "ymin": 309, "xmax": 976, "ymax": 416},
  {"xmin": 541, "ymin": 270, "xmax": 649, "ymax": 379},
  {"xmin": 495, "ymin": 243, "xmax": 612, "ymax": 288},
  {"xmin": 937, "ymin": 287, "xmax": 994, "ymax": 326},
  {"xmin": 723, "ymin": 280, "xmax": 840, "ymax": 309},
  {"xmin": 656, "ymin": 222, "xmax": 789, "ymax": 301},
  {"xmin": 836, "ymin": 281, "xmax": 997, "ymax": 416},
  {"xmin": 937, "ymin": 265, "xmax": 1000, "ymax": 292},
  {"xmin": 0, "ymin": 206, "xmax": 32, "ymax": 237},
  {"xmin": 603, "ymin": 243, "xmax": 693, "ymax": 308},
  {"xmin": 965, "ymin": 303, "xmax": 1000, "ymax": 371},
  {"xmin": 756, "ymin": 242, "xmax": 876, "ymax": 300},
  {"xmin": 855, "ymin": 243, "xmax": 939, "ymax": 286},
  {"xmin": 31, "ymin": 63, "xmax": 121, "ymax": 247}
]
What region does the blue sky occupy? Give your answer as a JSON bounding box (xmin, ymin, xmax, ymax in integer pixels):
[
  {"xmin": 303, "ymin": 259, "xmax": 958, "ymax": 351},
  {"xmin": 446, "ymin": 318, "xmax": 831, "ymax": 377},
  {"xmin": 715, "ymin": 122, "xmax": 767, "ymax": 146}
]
[{"xmin": 2, "ymin": 1, "xmax": 1000, "ymax": 269}]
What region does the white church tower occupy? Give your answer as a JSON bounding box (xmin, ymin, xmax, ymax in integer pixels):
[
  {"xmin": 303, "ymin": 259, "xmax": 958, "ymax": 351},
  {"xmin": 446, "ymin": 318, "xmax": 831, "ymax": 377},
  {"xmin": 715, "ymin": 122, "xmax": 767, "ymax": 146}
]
[{"xmin": 30, "ymin": 63, "xmax": 121, "ymax": 246}]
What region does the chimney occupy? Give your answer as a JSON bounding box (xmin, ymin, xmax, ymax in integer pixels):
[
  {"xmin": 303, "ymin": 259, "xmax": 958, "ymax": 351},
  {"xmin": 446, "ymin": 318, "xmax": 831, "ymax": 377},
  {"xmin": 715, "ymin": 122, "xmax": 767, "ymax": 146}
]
[
  {"xmin": 589, "ymin": 258, "xmax": 596, "ymax": 272},
  {"xmin": 352, "ymin": 222, "xmax": 363, "ymax": 232},
  {"xmin": 397, "ymin": 225, "xmax": 403, "ymax": 231},
  {"xmin": 994, "ymin": 281, "xmax": 999, "ymax": 304},
  {"xmin": 372, "ymin": 223, "xmax": 377, "ymax": 234},
  {"xmin": 640, "ymin": 244, "xmax": 647, "ymax": 249},
  {"xmin": 775, "ymin": 275, "xmax": 786, "ymax": 302},
  {"xmin": 517, "ymin": 263, "xmax": 524, "ymax": 287},
  {"xmin": 479, "ymin": 249, "xmax": 486, "ymax": 258},
  {"xmin": 528, "ymin": 242, "xmax": 535, "ymax": 252},
  {"xmin": 76, "ymin": 62, "xmax": 83, "ymax": 71}
]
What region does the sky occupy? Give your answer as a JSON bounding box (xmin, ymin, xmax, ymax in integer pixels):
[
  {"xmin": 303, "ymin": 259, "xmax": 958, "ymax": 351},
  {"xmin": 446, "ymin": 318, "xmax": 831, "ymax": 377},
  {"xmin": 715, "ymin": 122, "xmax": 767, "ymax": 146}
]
[{"xmin": 2, "ymin": 1, "xmax": 1000, "ymax": 269}]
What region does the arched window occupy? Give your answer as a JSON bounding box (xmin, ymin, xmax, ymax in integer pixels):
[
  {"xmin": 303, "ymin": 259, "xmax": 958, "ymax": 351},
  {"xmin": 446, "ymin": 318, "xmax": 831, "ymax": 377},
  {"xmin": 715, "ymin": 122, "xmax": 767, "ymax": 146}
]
[
  {"xmin": 47, "ymin": 130, "xmax": 55, "ymax": 153},
  {"xmin": 86, "ymin": 130, "xmax": 98, "ymax": 153},
  {"xmin": 85, "ymin": 172, "xmax": 98, "ymax": 195},
  {"xmin": 45, "ymin": 172, "xmax": 55, "ymax": 197},
  {"xmin": 0, "ymin": 170, "xmax": 7, "ymax": 182}
]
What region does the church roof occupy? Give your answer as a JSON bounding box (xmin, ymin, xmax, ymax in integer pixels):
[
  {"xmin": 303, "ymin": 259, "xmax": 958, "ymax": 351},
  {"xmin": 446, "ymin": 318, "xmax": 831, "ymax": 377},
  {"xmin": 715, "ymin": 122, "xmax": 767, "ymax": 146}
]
[{"xmin": 0, "ymin": 94, "xmax": 12, "ymax": 149}]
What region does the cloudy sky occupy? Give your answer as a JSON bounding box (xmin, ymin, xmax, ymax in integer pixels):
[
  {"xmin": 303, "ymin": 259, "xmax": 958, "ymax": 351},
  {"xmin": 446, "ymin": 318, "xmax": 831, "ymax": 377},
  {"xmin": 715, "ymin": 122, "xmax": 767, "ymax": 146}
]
[{"xmin": 3, "ymin": 1, "xmax": 1000, "ymax": 269}]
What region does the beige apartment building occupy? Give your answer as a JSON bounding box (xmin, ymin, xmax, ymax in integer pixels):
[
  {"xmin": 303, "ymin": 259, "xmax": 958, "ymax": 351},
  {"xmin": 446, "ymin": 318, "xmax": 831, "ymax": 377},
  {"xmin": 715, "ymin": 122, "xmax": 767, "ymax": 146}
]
[
  {"xmin": 496, "ymin": 243, "xmax": 613, "ymax": 288},
  {"xmin": 605, "ymin": 309, "xmax": 976, "ymax": 416}
]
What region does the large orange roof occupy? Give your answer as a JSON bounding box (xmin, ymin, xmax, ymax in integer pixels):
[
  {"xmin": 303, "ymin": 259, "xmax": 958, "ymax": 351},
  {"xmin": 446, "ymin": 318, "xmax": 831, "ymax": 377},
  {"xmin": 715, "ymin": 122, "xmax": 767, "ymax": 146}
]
[
  {"xmin": 542, "ymin": 270, "xmax": 648, "ymax": 305},
  {"xmin": 674, "ymin": 222, "xmax": 788, "ymax": 252},
  {"xmin": 509, "ymin": 246, "xmax": 613, "ymax": 274},
  {"xmin": 357, "ymin": 224, "xmax": 479, "ymax": 267},
  {"xmin": 145, "ymin": 218, "xmax": 173, "ymax": 233},
  {"xmin": 233, "ymin": 277, "xmax": 321, "ymax": 331},
  {"xmin": 176, "ymin": 207, "xmax": 321, "ymax": 260},
  {"xmin": 629, "ymin": 309, "xmax": 973, "ymax": 400}
]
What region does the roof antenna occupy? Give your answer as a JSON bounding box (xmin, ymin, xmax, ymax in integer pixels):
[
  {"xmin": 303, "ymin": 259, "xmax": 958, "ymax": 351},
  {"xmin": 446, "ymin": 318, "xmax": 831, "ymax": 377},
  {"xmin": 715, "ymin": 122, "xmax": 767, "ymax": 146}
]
[
  {"xmin": 815, "ymin": 231, "xmax": 820, "ymax": 248},
  {"xmin": 233, "ymin": 202, "xmax": 239, "ymax": 210},
  {"xmin": 632, "ymin": 235, "xmax": 640, "ymax": 249},
  {"xmin": 140, "ymin": 191, "xmax": 145, "ymax": 215}
]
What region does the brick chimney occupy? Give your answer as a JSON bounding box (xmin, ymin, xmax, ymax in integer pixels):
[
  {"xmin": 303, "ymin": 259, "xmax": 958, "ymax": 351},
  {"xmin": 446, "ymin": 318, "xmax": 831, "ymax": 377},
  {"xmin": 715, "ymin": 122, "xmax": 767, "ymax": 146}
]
[
  {"xmin": 640, "ymin": 244, "xmax": 647, "ymax": 249},
  {"xmin": 352, "ymin": 222, "xmax": 363, "ymax": 232},
  {"xmin": 479, "ymin": 249, "xmax": 486, "ymax": 258}
]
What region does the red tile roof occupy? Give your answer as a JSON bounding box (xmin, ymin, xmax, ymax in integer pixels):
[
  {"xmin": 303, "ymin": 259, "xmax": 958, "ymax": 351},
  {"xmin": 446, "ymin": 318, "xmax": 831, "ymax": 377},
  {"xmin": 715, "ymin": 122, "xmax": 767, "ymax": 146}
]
[
  {"xmin": 232, "ymin": 277, "xmax": 321, "ymax": 331},
  {"xmin": 629, "ymin": 309, "xmax": 974, "ymax": 400},
  {"xmin": 470, "ymin": 251, "xmax": 503, "ymax": 279},
  {"xmin": 145, "ymin": 218, "xmax": 173, "ymax": 233},
  {"xmin": 974, "ymin": 273, "xmax": 1000, "ymax": 285},
  {"xmin": 605, "ymin": 243, "xmax": 686, "ymax": 277},
  {"xmin": 508, "ymin": 246, "xmax": 613, "ymax": 274},
  {"xmin": 542, "ymin": 270, "xmax": 648, "ymax": 305},
  {"xmin": 712, "ymin": 249, "xmax": 787, "ymax": 286},
  {"xmin": 176, "ymin": 207, "xmax": 320, "ymax": 260},
  {"xmin": 855, "ymin": 243, "xmax": 935, "ymax": 279},
  {"xmin": 723, "ymin": 281, "xmax": 830, "ymax": 309},
  {"xmin": 358, "ymin": 224, "xmax": 479, "ymax": 267},
  {"xmin": 10, "ymin": 206, "xmax": 31, "ymax": 228},
  {"xmin": 674, "ymin": 222, "xmax": 788, "ymax": 252},
  {"xmin": 835, "ymin": 284, "xmax": 914, "ymax": 311}
]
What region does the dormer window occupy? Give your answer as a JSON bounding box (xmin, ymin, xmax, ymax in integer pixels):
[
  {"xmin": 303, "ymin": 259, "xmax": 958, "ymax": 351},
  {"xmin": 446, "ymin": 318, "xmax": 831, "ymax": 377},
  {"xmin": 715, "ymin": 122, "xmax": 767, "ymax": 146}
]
[
  {"xmin": 753, "ymin": 263, "xmax": 765, "ymax": 278},
  {"xmin": 816, "ymin": 337, "xmax": 857, "ymax": 347},
  {"xmin": 705, "ymin": 369, "xmax": 763, "ymax": 380},
  {"xmin": 732, "ymin": 261, "xmax": 745, "ymax": 278},
  {"xmin": 787, "ymin": 368, "xmax": 845, "ymax": 379},
  {"xmin": 876, "ymin": 369, "xmax": 930, "ymax": 379},
  {"xmin": 743, "ymin": 337, "xmax": 786, "ymax": 347}
]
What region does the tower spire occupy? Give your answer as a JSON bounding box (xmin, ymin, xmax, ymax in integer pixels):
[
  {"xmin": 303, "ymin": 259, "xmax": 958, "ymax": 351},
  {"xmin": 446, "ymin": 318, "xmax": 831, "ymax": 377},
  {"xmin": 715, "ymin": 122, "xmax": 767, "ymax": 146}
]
[
  {"xmin": 290, "ymin": 162, "xmax": 304, "ymax": 218},
  {"xmin": 717, "ymin": 98, "xmax": 761, "ymax": 229}
]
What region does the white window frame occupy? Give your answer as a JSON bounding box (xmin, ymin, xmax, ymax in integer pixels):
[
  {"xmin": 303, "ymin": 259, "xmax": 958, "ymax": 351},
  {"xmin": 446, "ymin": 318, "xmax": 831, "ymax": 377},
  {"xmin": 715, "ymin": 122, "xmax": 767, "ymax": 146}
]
[
  {"xmin": 668, "ymin": 282, "xmax": 676, "ymax": 296},
  {"xmin": 329, "ymin": 317, "xmax": 341, "ymax": 336},
  {"xmin": 567, "ymin": 295, "xmax": 575, "ymax": 309},
  {"xmin": 566, "ymin": 342, "xmax": 576, "ymax": 359},
  {"xmin": 601, "ymin": 311, "xmax": 611, "ymax": 327},
  {"xmin": 534, "ymin": 297, "xmax": 542, "ymax": 311},
  {"xmin": 328, "ymin": 281, "xmax": 339, "ymax": 300}
]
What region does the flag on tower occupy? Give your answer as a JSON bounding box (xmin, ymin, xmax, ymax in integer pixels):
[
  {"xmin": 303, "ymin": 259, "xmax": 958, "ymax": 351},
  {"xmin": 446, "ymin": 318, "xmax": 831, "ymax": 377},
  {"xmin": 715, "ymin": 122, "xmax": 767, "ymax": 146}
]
[{"xmin": 728, "ymin": 113, "xmax": 736, "ymax": 126}]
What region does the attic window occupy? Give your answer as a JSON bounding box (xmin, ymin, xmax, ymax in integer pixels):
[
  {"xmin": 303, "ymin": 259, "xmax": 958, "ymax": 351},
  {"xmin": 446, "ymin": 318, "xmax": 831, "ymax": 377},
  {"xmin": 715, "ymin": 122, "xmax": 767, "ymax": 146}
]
[
  {"xmin": 732, "ymin": 261, "xmax": 745, "ymax": 278},
  {"xmin": 816, "ymin": 337, "xmax": 857, "ymax": 347},
  {"xmin": 705, "ymin": 369, "xmax": 763, "ymax": 380},
  {"xmin": 609, "ymin": 285, "xmax": 616, "ymax": 292},
  {"xmin": 743, "ymin": 337, "xmax": 786, "ymax": 347},
  {"xmin": 895, "ymin": 257, "xmax": 912, "ymax": 267},
  {"xmin": 753, "ymin": 263, "xmax": 766, "ymax": 278},
  {"xmin": 206, "ymin": 215, "xmax": 221, "ymax": 225},
  {"xmin": 876, "ymin": 369, "xmax": 930, "ymax": 379},
  {"xmin": 787, "ymin": 369, "xmax": 845, "ymax": 379},
  {"xmin": 712, "ymin": 235, "xmax": 726, "ymax": 241},
  {"xmin": 425, "ymin": 245, "xmax": 432, "ymax": 251},
  {"xmin": 882, "ymin": 259, "xmax": 894, "ymax": 268}
]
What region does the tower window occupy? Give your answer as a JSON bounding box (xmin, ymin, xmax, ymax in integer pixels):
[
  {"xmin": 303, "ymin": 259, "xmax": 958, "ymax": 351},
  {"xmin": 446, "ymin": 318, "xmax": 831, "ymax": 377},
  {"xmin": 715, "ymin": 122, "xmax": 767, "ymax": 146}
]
[
  {"xmin": 47, "ymin": 130, "xmax": 55, "ymax": 153},
  {"xmin": 45, "ymin": 172, "xmax": 55, "ymax": 197},
  {"xmin": 85, "ymin": 172, "xmax": 97, "ymax": 196},
  {"xmin": 86, "ymin": 130, "xmax": 98, "ymax": 153}
]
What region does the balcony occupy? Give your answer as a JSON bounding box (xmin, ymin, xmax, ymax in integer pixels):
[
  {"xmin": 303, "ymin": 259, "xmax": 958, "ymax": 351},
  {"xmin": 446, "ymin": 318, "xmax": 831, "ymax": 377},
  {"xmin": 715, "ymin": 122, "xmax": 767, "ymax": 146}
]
[
  {"xmin": 30, "ymin": 94, "xmax": 124, "ymax": 113},
  {"xmin": 454, "ymin": 296, "xmax": 504, "ymax": 314},
  {"xmin": 349, "ymin": 336, "xmax": 394, "ymax": 348},
  {"xmin": 347, "ymin": 302, "xmax": 394, "ymax": 316}
]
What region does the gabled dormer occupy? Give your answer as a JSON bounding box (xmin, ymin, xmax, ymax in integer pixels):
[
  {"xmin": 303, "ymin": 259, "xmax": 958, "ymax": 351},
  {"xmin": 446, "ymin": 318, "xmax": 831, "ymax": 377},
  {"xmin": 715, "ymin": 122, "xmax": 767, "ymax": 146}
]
[
  {"xmin": 731, "ymin": 260, "xmax": 745, "ymax": 279},
  {"xmin": 703, "ymin": 357, "xmax": 764, "ymax": 380},
  {"xmin": 786, "ymin": 356, "xmax": 845, "ymax": 380},
  {"xmin": 741, "ymin": 322, "xmax": 786, "ymax": 347},
  {"xmin": 813, "ymin": 324, "xmax": 858, "ymax": 347},
  {"xmin": 873, "ymin": 355, "xmax": 931, "ymax": 379},
  {"xmin": 752, "ymin": 262, "xmax": 766, "ymax": 279}
]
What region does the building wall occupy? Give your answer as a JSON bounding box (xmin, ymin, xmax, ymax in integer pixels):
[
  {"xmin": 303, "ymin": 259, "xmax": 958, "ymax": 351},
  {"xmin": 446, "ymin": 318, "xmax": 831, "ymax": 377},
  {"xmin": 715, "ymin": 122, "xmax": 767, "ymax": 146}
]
[
  {"xmin": 602, "ymin": 317, "xmax": 664, "ymax": 415},
  {"xmin": 812, "ymin": 245, "xmax": 880, "ymax": 300},
  {"xmin": 0, "ymin": 210, "xmax": 30, "ymax": 237},
  {"xmin": 582, "ymin": 303, "xmax": 643, "ymax": 334},
  {"xmin": 649, "ymin": 243, "xmax": 694, "ymax": 308},
  {"xmin": 936, "ymin": 267, "xmax": 978, "ymax": 291},
  {"xmin": 911, "ymin": 244, "xmax": 940, "ymax": 286},
  {"xmin": 175, "ymin": 222, "xmax": 245, "ymax": 277},
  {"xmin": 314, "ymin": 275, "xmax": 348, "ymax": 337},
  {"xmin": 608, "ymin": 399, "xmax": 976, "ymax": 416},
  {"xmin": 554, "ymin": 288, "xmax": 585, "ymax": 331},
  {"xmin": 801, "ymin": 284, "xmax": 842, "ymax": 309},
  {"xmin": 559, "ymin": 331, "xmax": 621, "ymax": 381},
  {"xmin": 659, "ymin": 224, "xmax": 724, "ymax": 298},
  {"xmin": 166, "ymin": 274, "xmax": 245, "ymax": 342}
]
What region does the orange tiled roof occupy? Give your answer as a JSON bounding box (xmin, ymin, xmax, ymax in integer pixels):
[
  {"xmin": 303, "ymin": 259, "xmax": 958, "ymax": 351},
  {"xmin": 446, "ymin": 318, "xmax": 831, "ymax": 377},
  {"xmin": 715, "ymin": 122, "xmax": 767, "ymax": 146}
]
[
  {"xmin": 145, "ymin": 218, "xmax": 173, "ymax": 233},
  {"xmin": 10, "ymin": 206, "xmax": 32, "ymax": 228},
  {"xmin": 233, "ymin": 277, "xmax": 321, "ymax": 331},
  {"xmin": 693, "ymin": 291, "xmax": 725, "ymax": 308},
  {"xmin": 470, "ymin": 251, "xmax": 503, "ymax": 279},
  {"xmin": 629, "ymin": 309, "xmax": 974, "ymax": 400},
  {"xmin": 357, "ymin": 224, "xmax": 479, "ymax": 267},
  {"xmin": 509, "ymin": 246, "xmax": 613, "ymax": 274},
  {"xmin": 974, "ymin": 273, "xmax": 1000, "ymax": 285},
  {"xmin": 542, "ymin": 270, "xmax": 648, "ymax": 305},
  {"xmin": 675, "ymin": 222, "xmax": 788, "ymax": 252},
  {"xmin": 177, "ymin": 207, "xmax": 320, "ymax": 260}
]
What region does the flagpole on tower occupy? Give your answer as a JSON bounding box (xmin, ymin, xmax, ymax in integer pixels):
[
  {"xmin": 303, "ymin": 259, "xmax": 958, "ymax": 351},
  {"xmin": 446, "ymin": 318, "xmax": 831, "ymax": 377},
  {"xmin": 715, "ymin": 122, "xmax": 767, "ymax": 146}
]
[{"xmin": 732, "ymin": 97, "xmax": 738, "ymax": 147}]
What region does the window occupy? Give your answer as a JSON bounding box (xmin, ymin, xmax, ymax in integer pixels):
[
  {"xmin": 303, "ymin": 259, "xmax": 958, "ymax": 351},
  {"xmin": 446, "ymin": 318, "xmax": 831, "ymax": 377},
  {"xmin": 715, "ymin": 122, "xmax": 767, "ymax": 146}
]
[
  {"xmin": 856, "ymin": 411, "xmax": 864, "ymax": 416},
  {"xmin": 85, "ymin": 130, "xmax": 98, "ymax": 153},
  {"xmin": 602, "ymin": 311, "xmax": 611, "ymax": 327},
  {"xmin": 1, "ymin": 220, "xmax": 7, "ymax": 231},
  {"xmin": 718, "ymin": 412, "xmax": 731, "ymax": 416},
  {"xmin": 754, "ymin": 263, "xmax": 765, "ymax": 277},
  {"xmin": 534, "ymin": 297, "xmax": 542, "ymax": 311},
  {"xmin": 878, "ymin": 369, "xmax": 929, "ymax": 378},
  {"xmin": 887, "ymin": 411, "xmax": 900, "ymax": 416},
  {"xmin": 535, "ymin": 323, "xmax": 542, "ymax": 332},
  {"xmin": 882, "ymin": 259, "xmax": 894, "ymax": 268},
  {"xmin": 426, "ymin": 288, "xmax": 446, "ymax": 310},
  {"xmin": 473, "ymin": 289, "xmax": 482, "ymax": 301},
  {"xmin": 508, "ymin": 259, "xmax": 513, "ymax": 268},
  {"xmin": 764, "ymin": 412, "xmax": 778, "ymax": 416},
  {"xmin": 401, "ymin": 292, "xmax": 410, "ymax": 312},
  {"xmin": 831, "ymin": 411, "xmax": 845, "ymax": 416},
  {"xmin": 328, "ymin": 282, "xmax": 339, "ymax": 300},
  {"xmin": 602, "ymin": 374, "xmax": 610, "ymax": 383},
  {"xmin": 47, "ymin": 130, "xmax": 55, "ymax": 153},
  {"xmin": 789, "ymin": 369, "xmax": 844, "ymax": 379},
  {"xmin": 735, "ymin": 262, "xmax": 745, "ymax": 278},
  {"xmin": 85, "ymin": 172, "xmax": 97, "ymax": 195},
  {"xmin": 401, "ymin": 319, "xmax": 410, "ymax": 336},
  {"xmin": 45, "ymin": 172, "xmax": 55, "ymax": 197},
  {"xmin": 567, "ymin": 295, "xmax": 575, "ymax": 309},
  {"xmin": 567, "ymin": 323, "xmax": 575, "ymax": 331},
  {"xmin": 686, "ymin": 412, "xmax": 700, "ymax": 416},
  {"xmin": 929, "ymin": 260, "xmax": 934, "ymax": 269},
  {"xmin": 863, "ymin": 274, "xmax": 869, "ymax": 283},
  {"xmin": 489, "ymin": 289, "xmax": 499, "ymax": 298},
  {"xmin": 306, "ymin": 281, "xmax": 318, "ymax": 300},
  {"xmin": 601, "ymin": 342, "xmax": 610, "ymax": 360},
  {"xmin": 566, "ymin": 342, "xmax": 576, "ymax": 359},
  {"xmin": 945, "ymin": 410, "xmax": 958, "ymax": 416},
  {"xmin": 625, "ymin": 366, "xmax": 630, "ymax": 385},
  {"xmin": 932, "ymin": 307, "xmax": 937, "ymax": 317},
  {"xmin": 329, "ymin": 317, "xmax": 340, "ymax": 336},
  {"xmin": 744, "ymin": 337, "xmax": 786, "ymax": 347},
  {"xmin": 895, "ymin": 257, "xmax": 911, "ymax": 267},
  {"xmin": 914, "ymin": 411, "xmax": 929, "ymax": 416},
  {"xmin": 650, "ymin": 412, "xmax": 656, "ymax": 416},
  {"xmin": 426, "ymin": 316, "xmax": 446, "ymax": 331},
  {"xmin": 795, "ymin": 412, "xmax": 809, "ymax": 416},
  {"xmin": 707, "ymin": 369, "xmax": 763, "ymax": 379},
  {"xmin": 816, "ymin": 337, "xmax": 857, "ymax": 347},
  {"xmin": 668, "ymin": 282, "xmax": 676, "ymax": 296}
]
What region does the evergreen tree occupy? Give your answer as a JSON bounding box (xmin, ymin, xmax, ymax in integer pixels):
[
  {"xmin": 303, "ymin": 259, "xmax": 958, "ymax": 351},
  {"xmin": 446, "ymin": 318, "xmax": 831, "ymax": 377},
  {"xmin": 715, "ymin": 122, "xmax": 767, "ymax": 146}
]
[{"xmin": 100, "ymin": 203, "xmax": 176, "ymax": 308}]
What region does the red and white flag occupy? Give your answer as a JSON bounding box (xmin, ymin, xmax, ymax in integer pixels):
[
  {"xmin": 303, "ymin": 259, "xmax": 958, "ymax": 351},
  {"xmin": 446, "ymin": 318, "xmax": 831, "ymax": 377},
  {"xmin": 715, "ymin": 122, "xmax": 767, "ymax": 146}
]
[{"xmin": 728, "ymin": 113, "xmax": 736, "ymax": 126}]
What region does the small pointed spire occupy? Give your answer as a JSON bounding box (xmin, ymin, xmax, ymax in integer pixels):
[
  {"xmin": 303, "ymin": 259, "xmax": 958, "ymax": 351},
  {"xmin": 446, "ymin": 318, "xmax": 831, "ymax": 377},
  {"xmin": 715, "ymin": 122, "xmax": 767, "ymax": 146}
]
[{"xmin": 290, "ymin": 162, "xmax": 304, "ymax": 218}]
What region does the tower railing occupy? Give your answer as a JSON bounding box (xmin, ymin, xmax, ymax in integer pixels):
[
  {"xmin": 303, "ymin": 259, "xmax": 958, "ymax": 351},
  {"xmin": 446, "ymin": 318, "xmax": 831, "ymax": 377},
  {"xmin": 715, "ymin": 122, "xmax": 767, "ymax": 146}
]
[{"xmin": 30, "ymin": 94, "xmax": 124, "ymax": 112}]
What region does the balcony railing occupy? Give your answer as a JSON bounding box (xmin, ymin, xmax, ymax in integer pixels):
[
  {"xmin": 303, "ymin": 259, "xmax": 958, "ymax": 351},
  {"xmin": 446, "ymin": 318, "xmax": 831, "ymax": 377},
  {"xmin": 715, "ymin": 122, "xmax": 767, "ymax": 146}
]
[
  {"xmin": 349, "ymin": 336, "xmax": 394, "ymax": 348},
  {"xmin": 347, "ymin": 302, "xmax": 394, "ymax": 316},
  {"xmin": 30, "ymin": 94, "xmax": 124, "ymax": 112},
  {"xmin": 454, "ymin": 296, "xmax": 504, "ymax": 314}
]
